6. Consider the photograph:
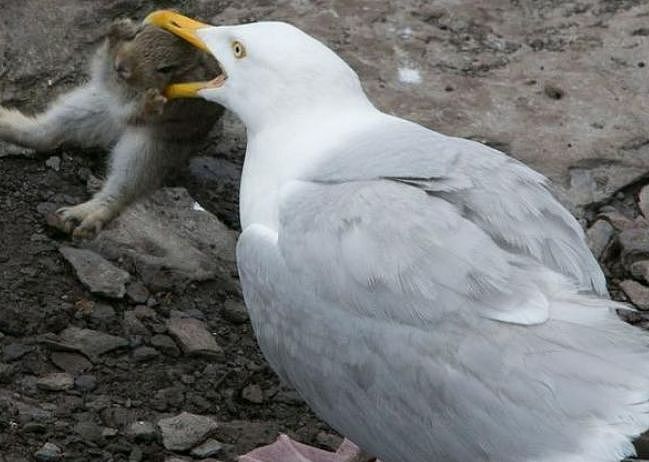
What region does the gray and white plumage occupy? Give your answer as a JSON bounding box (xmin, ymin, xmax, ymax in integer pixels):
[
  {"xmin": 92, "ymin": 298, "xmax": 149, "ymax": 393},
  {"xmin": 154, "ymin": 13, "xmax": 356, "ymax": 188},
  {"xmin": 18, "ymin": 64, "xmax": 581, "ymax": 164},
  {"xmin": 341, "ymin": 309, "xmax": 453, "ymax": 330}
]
[{"xmin": 166, "ymin": 19, "xmax": 649, "ymax": 462}]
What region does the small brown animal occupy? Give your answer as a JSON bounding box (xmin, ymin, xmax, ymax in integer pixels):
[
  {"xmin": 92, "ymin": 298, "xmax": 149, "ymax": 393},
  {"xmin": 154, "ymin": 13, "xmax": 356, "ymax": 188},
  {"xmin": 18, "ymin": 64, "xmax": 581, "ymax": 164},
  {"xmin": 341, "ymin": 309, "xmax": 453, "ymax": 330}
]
[{"xmin": 0, "ymin": 18, "xmax": 223, "ymax": 238}]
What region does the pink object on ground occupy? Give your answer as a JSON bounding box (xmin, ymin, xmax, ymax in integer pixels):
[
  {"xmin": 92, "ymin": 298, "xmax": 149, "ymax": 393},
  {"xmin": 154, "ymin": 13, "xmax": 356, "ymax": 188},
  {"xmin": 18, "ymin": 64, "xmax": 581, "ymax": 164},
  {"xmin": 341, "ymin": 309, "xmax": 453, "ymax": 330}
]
[{"xmin": 239, "ymin": 434, "xmax": 378, "ymax": 462}]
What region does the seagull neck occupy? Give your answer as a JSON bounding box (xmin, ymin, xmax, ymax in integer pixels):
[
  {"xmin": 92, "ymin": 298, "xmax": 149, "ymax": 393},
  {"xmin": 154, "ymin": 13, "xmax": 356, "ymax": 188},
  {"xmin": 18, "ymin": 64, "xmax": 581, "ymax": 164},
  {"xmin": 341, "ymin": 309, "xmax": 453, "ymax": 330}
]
[{"xmin": 239, "ymin": 103, "xmax": 382, "ymax": 231}]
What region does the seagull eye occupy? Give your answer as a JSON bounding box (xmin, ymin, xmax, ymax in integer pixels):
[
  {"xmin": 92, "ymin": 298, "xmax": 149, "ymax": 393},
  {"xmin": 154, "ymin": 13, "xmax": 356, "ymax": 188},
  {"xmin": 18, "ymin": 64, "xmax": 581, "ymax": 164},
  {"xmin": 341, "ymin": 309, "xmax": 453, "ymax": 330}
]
[{"xmin": 232, "ymin": 41, "xmax": 246, "ymax": 59}]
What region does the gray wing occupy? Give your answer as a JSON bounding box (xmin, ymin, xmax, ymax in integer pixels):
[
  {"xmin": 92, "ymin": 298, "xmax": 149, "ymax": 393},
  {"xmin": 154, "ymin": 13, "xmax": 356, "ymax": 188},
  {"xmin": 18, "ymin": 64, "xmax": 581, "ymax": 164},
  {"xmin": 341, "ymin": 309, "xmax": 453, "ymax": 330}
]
[{"xmin": 306, "ymin": 116, "xmax": 606, "ymax": 296}]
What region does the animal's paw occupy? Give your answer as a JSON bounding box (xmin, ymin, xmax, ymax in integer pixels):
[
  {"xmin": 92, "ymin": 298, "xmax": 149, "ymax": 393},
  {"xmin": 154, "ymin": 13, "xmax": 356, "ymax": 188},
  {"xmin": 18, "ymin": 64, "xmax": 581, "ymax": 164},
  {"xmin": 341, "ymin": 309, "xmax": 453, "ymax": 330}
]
[
  {"xmin": 142, "ymin": 89, "xmax": 167, "ymax": 117},
  {"xmin": 54, "ymin": 199, "xmax": 116, "ymax": 239}
]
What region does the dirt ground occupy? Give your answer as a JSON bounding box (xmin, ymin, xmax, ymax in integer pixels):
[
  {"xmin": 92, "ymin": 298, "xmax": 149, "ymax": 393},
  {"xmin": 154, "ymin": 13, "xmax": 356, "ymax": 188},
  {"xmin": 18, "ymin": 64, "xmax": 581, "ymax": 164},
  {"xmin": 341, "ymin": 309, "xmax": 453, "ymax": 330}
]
[{"xmin": 2, "ymin": 1, "xmax": 649, "ymax": 461}]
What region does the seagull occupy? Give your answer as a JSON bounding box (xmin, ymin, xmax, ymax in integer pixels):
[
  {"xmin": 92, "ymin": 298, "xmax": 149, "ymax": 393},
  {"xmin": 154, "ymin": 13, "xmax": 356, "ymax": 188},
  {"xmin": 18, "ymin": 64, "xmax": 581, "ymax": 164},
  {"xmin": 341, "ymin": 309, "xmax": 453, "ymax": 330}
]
[{"xmin": 146, "ymin": 10, "xmax": 649, "ymax": 462}]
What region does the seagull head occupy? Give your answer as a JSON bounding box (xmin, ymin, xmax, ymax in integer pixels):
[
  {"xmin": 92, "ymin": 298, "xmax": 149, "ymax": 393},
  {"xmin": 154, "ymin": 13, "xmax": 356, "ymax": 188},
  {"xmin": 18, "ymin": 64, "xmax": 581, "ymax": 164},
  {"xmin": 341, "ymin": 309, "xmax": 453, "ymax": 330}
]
[{"xmin": 144, "ymin": 11, "xmax": 372, "ymax": 129}]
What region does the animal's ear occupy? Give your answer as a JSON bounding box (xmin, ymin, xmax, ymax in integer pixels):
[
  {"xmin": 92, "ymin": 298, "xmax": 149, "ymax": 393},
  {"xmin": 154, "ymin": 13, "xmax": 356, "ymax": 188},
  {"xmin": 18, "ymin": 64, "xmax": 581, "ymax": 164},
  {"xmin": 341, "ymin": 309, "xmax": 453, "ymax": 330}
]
[{"xmin": 107, "ymin": 19, "xmax": 139, "ymax": 43}]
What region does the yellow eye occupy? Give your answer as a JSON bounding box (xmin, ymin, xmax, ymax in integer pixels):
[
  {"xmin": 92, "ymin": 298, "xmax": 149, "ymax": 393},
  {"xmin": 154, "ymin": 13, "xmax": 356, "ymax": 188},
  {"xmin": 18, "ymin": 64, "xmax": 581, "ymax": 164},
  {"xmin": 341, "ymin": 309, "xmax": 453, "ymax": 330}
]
[{"xmin": 232, "ymin": 41, "xmax": 246, "ymax": 59}]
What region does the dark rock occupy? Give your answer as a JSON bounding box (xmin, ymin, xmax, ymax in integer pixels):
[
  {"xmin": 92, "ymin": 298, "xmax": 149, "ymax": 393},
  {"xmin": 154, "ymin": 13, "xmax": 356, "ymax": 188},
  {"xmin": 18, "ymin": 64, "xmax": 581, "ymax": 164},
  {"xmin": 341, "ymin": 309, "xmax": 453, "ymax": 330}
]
[
  {"xmin": 75, "ymin": 375, "xmax": 97, "ymax": 392},
  {"xmin": 586, "ymin": 219, "xmax": 614, "ymax": 259},
  {"xmin": 0, "ymin": 363, "xmax": 16, "ymax": 383},
  {"xmin": 89, "ymin": 303, "xmax": 117, "ymax": 323},
  {"xmin": 242, "ymin": 384, "xmax": 265, "ymax": 404},
  {"xmin": 222, "ymin": 299, "xmax": 249, "ymax": 325},
  {"xmin": 619, "ymin": 280, "xmax": 649, "ymax": 310},
  {"xmin": 74, "ymin": 421, "xmax": 104, "ymax": 444},
  {"xmin": 59, "ymin": 327, "xmax": 128, "ymax": 357},
  {"xmin": 37, "ymin": 373, "xmax": 74, "ymax": 391},
  {"xmin": 34, "ymin": 442, "xmax": 62, "ymax": 461},
  {"xmin": 59, "ymin": 246, "xmax": 130, "ymax": 298},
  {"xmin": 3, "ymin": 343, "xmax": 34, "ymax": 362},
  {"xmin": 128, "ymin": 446, "xmax": 143, "ymax": 462},
  {"xmin": 123, "ymin": 311, "xmax": 149, "ymax": 336},
  {"xmin": 50, "ymin": 352, "xmax": 92, "ymax": 374},
  {"xmin": 157, "ymin": 412, "xmax": 218, "ymax": 451},
  {"xmin": 126, "ymin": 281, "xmax": 150, "ymax": 304},
  {"xmin": 132, "ymin": 346, "xmax": 159, "ymax": 362},
  {"xmin": 126, "ymin": 420, "xmax": 158, "ymax": 442},
  {"xmin": 618, "ymin": 228, "xmax": 649, "ymax": 269},
  {"xmin": 190, "ymin": 438, "xmax": 224, "ymax": 458},
  {"xmin": 150, "ymin": 335, "xmax": 180, "ymax": 357},
  {"xmin": 167, "ymin": 318, "xmax": 223, "ymax": 359},
  {"xmin": 630, "ymin": 260, "xmax": 649, "ymax": 284}
]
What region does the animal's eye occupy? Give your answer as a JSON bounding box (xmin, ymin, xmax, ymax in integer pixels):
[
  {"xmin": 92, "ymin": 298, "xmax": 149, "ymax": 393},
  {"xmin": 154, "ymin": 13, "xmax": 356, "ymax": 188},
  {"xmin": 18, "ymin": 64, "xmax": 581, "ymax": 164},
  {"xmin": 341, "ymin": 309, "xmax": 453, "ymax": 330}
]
[
  {"xmin": 232, "ymin": 41, "xmax": 246, "ymax": 59},
  {"xmin": 157, "ymin": 64, "xmax": 178, "ymax": 74}
]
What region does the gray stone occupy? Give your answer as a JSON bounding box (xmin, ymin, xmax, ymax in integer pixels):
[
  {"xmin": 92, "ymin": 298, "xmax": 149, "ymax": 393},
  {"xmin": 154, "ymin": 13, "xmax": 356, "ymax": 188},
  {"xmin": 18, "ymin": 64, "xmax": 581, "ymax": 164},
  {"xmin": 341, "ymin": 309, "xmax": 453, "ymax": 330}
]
[
  {"xmin": 222, "ymin": 299, "xmax": 249, "ymax": 325},
  {"xmin": 74, "ymin": 421, "xmax": 104, "ymax": 444},
  {"xmin": 126, "ymin": 281, "xmax": 150, "ymax": 304},
  {"xmin": 59, "ymin": 326, "xmax": 128, "ymax": 358},
  {"xmin": 150, "ymin": 335, "xmax": 180, "ymax": 358},
  {"xmin": 630, "ymin": 260, "xmax": 649, "ymax": 284},
  {"xmin": 74, "ymin": 374, "xmax": 97, "ymax": 392},
  {"xmin": 241, "ymin": 384, "xmax": 265, "ymax": 404},
  {"xmin": 190, "ymin": 438, "xmax": 224, "ymax": 458},
  {"xmin": 59, "ymin": 246, "xmax": 130, "ymax": 298},
  {"xmin": 34, "ymin": 442, "xmax": 62, "ymax": 461},
  {"xmin": 132, "ymin": 346, "xmax": 159, "ymax": 362},
  {"xmin": 45, "ymin": 156, "xmax": 61, "ymax": 171},
  {"xmin": 37, "ymin": 373, "xmax": 74, "ymax": 391},
  {"xmin": 639, "ymin": 185, "xmax": 649, "ymax": 219},
  {"xmin": 585, "ymin": 219, "xmax": 614, "ymax": 259},
  {"xmin": 50, "ymin": 352, "xmax": 92, "ymax": 374},
  {"xmin": 618, "ymin": 228, "xmax": 649, "ymax": 269},
  {"xmin": 126, "ymin": 420, "xmax": 158, "ymax": 442},
  {"xmin": 3, "ymin": 343, "xmax": 34, "ymax": 362},
  {"xmin": 158, "ymin": 412, "xmax": 218, "ymax": 451},
  {"xmin": 620, "ymin": 280, "xmax": 649, "ymax": 310},
  {"xmin": 86, "ymin": 188, "xmax": 237, "ymax": 291},
  {"xmin": 89, "ymin": 303, "xmax": 116, "ymax": 323},
  {"xmin": 167, "ymin": 318, "xmax": 223, "ymax": 359},
  {"xmin": 123, "ymin": 311, "xmax": 149, "ymax": 336}
]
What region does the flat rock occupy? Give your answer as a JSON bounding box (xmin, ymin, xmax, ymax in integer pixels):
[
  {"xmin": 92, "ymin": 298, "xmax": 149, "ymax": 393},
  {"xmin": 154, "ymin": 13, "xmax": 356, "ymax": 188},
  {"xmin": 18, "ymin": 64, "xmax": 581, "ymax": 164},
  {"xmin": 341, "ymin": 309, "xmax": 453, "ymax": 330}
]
[
  {"xmin": 639, "ymin": 186, "xmax": 649, "ymax": 219},
  {"xmin": 126, "ymin": 420, "xmax": 158, "ymax": 442},
  {"xmin": 222, "ymin": 299, "xmax": 249, "ymax": 325},
  {"xmin": 34, "ymin": 443, "xmax": 62, "ymax": 462},
  {"xmin": 620, "ymin": 280, "xmax": 649, "ymax": 310},
  {"xmin": 630, "ymin": 260, "xmax": 649, "ymax": 284},
  {"xmin": 167, "ymin": 317, "xmax": 223, "ymax": 359},
  {"xmin": 37, "ymin": 373, "xmax": 74, "ymax": 391},
  {"xmin": 85, "ymin": 188, "xmax": 237, "ymax": 291},
  {"xmin": 59, "ymin": 326, "xmax": 128, "ymax": 358},
  {"xmin": 3, "ymin": 343, "xmax": 34, "ymax": 362},
  {"xmin": 618, "ymin": 228, "xmax": 649, "ymax": 269},
  {"xmin": 242, "ymin": 384, "xmax": 265, "ymax": 404},
  {"xmin": 190, "ymin": 438, "xmax": 224, "ymax": 458},
  {"xmin": 59, "ymin": 246, "xmax": 130, "ymax": 298},
  {"xmin": 150, "ymin": 335, "xmax": 180, "ymax": 358},
  {"xmin": 585, "ymin": 219, "xmax": 614, "ymax": 259},
  {"xmin": 50, "ymin": 352, "xmax": 92, "ymax": 374},
  {"xmin": 158, "ymin": 412, "xmax": 218, "ymax": 451}
]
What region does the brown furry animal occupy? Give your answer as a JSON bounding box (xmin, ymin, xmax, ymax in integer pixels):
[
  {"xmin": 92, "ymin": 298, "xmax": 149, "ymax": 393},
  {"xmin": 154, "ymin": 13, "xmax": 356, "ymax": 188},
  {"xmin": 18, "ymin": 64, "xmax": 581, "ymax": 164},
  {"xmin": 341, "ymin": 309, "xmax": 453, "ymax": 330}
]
[{"xmin": 0, "ymin": 19, "xmax": 223, "ymax": 237}]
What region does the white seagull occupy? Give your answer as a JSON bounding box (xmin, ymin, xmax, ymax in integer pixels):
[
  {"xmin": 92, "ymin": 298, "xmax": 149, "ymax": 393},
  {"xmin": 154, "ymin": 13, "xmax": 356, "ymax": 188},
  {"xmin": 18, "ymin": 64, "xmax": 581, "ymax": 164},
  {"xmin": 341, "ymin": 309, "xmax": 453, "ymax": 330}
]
[{"xmin": 146, "ymin": 11, "xmax": 649, "ymax": 462}]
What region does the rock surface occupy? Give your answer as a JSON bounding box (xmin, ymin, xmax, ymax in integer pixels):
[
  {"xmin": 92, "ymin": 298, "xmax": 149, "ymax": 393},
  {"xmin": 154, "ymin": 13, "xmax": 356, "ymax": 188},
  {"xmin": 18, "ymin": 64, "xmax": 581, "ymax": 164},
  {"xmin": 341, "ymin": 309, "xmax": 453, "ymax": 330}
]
[
  {"xmin": 167, "ymin": 317, "xmax": 223, "ymax": 359},
  {"xmin": 59, "ymin": 246, "xmax": 130, "ymax": 298},
  {"xmin": 85, "ymin": 188, "xmax": 237, "ymax": 292},
  {"xmin": 158, "ymin": 412, "xmax": 219, "ymax": 451}
]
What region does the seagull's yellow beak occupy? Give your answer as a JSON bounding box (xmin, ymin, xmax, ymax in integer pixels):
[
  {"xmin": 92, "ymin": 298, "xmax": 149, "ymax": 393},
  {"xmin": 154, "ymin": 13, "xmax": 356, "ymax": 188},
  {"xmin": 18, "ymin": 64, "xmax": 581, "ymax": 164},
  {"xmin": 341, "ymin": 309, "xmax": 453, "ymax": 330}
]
[
  {"xmin": 144, "ymin": 10, "xmax": 210, "ymax": 52},
  {"xmin": 144, "ymin": 10, "xmax": 225, "ymax": 99}
]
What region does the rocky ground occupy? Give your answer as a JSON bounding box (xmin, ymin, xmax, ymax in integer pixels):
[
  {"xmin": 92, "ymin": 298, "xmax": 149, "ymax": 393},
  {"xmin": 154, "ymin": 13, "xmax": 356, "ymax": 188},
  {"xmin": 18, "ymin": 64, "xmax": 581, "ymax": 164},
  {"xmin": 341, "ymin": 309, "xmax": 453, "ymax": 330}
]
[{"xmin": 2, "ymin": 0, "xmax": 649, "ymax": 461}]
